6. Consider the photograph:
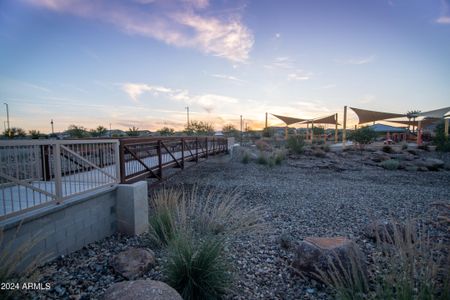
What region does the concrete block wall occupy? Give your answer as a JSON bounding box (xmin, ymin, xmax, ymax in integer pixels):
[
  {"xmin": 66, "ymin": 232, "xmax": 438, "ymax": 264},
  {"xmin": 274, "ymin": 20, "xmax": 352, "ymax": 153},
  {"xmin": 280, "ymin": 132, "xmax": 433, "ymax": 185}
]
[{"xmin": 0, "ymin": 183, "xmax": 147, "ymax": 273}]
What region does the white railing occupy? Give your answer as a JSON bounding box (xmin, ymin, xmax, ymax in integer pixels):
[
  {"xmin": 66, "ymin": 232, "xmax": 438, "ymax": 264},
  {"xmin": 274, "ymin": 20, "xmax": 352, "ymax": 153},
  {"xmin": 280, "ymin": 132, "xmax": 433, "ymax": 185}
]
[{"xmin": 0, "ymin": 139, "xmax": 120, "ymax": 219}]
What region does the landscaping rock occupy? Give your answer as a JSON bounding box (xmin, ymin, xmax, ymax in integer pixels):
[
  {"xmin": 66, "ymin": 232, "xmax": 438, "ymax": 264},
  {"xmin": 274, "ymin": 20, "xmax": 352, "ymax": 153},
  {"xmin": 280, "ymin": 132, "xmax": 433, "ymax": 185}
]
[
  {"xmin": 419, "ymin": 158, "xmax": 445, "ymax": 171},
  {"xmin": 363, "ymin": 219, "xmax": 405, "ymax": 242},
  {"xmin": 371, "ymin": 151, "xmax": 391, "ymax": 162},
  {"xmin": 102, "ymin": 280, "xmax": 182, "ymax": 300},
  {"xmin": 292, "ymin": 237, "xmax": 365, "ymax": 281},
  {"xmin": 112, "ymin": 248, "xmax": 155, "ymax": 279}
]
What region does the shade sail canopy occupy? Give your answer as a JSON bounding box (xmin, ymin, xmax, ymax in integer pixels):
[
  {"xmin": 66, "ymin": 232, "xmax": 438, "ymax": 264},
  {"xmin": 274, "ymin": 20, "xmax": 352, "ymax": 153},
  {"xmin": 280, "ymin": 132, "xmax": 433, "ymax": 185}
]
[
  {"xmin": 389, "ymin": 118, "xmax": 440, "ymax": 127},
  {"xmin": 302, "ymin": 114, "xmax": 340, "ymax": 125},
  {"xmin": 350, "ymin": 107, "xmax": 405, "ymax": 124},
  {"xmin": 271, "ymin": 114, "xmax": 307, "ymax": 125},
  {"xmin": 418, "ymin": 107, "xmax": 450, "ymax": 119}
]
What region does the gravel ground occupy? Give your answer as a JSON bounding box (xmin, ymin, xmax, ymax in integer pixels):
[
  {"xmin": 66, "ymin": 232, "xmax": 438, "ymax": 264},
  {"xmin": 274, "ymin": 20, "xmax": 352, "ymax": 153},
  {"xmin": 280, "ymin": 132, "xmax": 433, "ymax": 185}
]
[{"xmin": 21, "ymin": 149, "xmax": 450, "ymax": 300}]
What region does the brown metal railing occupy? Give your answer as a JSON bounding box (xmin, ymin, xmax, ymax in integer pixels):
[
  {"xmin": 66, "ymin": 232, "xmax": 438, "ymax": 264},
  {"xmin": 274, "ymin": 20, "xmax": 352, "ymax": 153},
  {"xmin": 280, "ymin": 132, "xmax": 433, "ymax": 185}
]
[{"xmin": 119, "ymin": 136, "xmax": 228, "ymax": 184}]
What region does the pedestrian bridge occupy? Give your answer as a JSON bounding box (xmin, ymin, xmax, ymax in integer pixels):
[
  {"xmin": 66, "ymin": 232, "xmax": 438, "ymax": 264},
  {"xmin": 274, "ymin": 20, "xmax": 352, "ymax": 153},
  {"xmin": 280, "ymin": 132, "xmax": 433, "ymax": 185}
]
[{"xmin": 0, "ymin": 137, "xmax": 231, "ymax": 219}]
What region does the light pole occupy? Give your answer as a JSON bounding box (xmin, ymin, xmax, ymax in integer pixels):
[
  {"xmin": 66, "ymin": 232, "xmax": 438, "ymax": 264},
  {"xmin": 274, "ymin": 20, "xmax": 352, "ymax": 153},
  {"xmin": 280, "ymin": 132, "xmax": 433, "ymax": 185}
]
[
  {"xmin": 51, "ymin": 119, "xmax": 54, "ymax": 134},
  {"xmin": 4, "ymin": 103, "xmax": 10, "ymax": 134},
  {"xmin": 109, "ymin": 123, "xmax": 112, "ymax": 137},
  {"xmin": 185, "ymin": 106, "xmax": 190, "ymax": 127},
  {"xmin": 240, "ymin": 115, "xmax": 243, "ymax": 144}
]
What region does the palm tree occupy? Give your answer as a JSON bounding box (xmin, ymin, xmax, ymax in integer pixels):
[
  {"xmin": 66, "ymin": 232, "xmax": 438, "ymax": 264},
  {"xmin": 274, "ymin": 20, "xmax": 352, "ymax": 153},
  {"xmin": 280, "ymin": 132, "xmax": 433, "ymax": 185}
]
[
  {"xmin": 127, "ymin": 126, "xmax": 140, "ymax": 137},
  {"xmin": 406, "ymin": 110, "xmax": 421, "ymax": 133}
]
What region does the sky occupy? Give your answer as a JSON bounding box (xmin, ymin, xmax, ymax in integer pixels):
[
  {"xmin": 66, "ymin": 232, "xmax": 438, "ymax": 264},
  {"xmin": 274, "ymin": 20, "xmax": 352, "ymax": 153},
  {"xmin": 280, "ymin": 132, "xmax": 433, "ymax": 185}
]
[{"xmin": 0, "ymin": 0, "xmax": 449, "ymax": 133}]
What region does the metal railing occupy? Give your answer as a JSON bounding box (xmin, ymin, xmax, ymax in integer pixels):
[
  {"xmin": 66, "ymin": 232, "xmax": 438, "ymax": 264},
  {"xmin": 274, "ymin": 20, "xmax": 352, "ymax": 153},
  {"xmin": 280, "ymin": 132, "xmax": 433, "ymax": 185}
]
[
  {"xmin": 0, "ymin": 139, "xmax": 120, "ymax": 219},
  {"xmin": 119, "ymin": 136, "xmax": 228, "ymax": 184}
]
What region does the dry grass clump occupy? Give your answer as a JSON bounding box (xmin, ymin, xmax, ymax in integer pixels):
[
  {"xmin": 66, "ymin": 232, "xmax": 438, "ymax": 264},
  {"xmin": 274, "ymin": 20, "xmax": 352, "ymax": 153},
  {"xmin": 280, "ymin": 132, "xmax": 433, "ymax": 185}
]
[
  {"xmin": 148, "ymin": 186, "xmax": 265, "ymax": 246},
  {"xmin": 312, "ymin": 219, "xmax": 449, "ymax": 300},
  {"xmin": 1, "ymin": 225, "xmax": 48, "ymax": 299}
]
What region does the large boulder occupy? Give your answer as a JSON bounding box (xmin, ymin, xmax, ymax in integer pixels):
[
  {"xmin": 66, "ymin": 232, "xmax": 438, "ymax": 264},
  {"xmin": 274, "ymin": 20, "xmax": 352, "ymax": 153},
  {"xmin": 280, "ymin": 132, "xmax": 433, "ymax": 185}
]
[
  {"xmin": 418, "ymin": 158, "xmax": 445, "ymax": 171},
  {"xmin": 102, "ymin": 280, "xmax": 182, "ymax": 300},
  {"xmin": 112, "ymin": 248, "xmax": 155, "ymax": 279},
  {"xmin": 292, "ymin": 237, "xmax": 366, "ymax": 281},
  {"xmin": 363, "ymin": 219, "xmax": 405, "ymax": 242},
  {"xmin": 370, "ymin": 151, "xmax": 391, "ymax": 163}
]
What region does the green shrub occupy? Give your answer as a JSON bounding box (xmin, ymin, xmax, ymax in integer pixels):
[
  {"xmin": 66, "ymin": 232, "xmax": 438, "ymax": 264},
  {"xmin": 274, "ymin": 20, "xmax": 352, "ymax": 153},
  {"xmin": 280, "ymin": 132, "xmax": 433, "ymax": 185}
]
[
  {"xmin": 418, "ymin": 144, "xmax": 430, "ymax": 151},
  {"xmin": 149, "ymin": 208, "xmax": 176, "ymax": 246},
  {"xmin": 241, "ymin": 153, "xmax": 250, "ymax": 164},
  {"xmin": 274, "ymin": 150, "xmax": 286, "ymax": 165},
  {"xmin": 381, "ymin": 159, "xmax": 399, "ymax": 170},
  {"xmin": 382, "ymin": 145, "xmax": 394, "ymax": 153},
  {"xmin": 257, "ymin": 153, "xmax": 268, "ymax": 165},
  {"xmin": 434, "ymin": 121, "xmax": 450, "ymax": 152},
  {"xmin": 349, "ymin": 126, "xmax": 377, "ymax": 147},
  {"xmin": 287, "ymin": 135, "xmax": 306, "ymax": 154},
  {"xmin": 165, "ymin": 234, "xmax": 230, "ymax": 300}
]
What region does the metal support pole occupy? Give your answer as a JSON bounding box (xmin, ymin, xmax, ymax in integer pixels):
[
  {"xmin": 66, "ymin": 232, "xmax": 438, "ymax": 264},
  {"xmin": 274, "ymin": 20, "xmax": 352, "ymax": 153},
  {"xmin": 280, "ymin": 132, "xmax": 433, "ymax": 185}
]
[
  {"xmin": 334, "ymin": 113, "xmax": 338, "ymax": 143},
  {"xmin": 285, "ymin": 126, "xmax": 288, "ymax": 139},
  {"xmin": 4, "ymin": 103, "xmax": 10, "ymax": 136},
  {"xmin": 157, "ymin": 140, "xmax": 162, "ymax": 179},
  {"xmin": 205, "ymin": 137, "xmax": 209, "ymax": 158},
  {"xmin": 265, "ymin": 112, "xmax": 268, "ymax": 129},
  {"xmin": 311, "ymin": 121, "xmax": 314, "ymax": 143},
  {"xmin": 181, "ymin": 138, "xmax": 185, "ymax": 169},
  {"xmin": 240, "ymin": 115, "xmax": 243, "ymax": 145},
  {"xmin": 54, "ymin": 142, "xmax": 63, "ymax": 204},
  {"xmin": 343, "ymin": 106, "xmax": 347, "ymax": 147},
  {"xmin": 114, "ymin": 141, "xmax": 120, "ymax": 182},
  {"xmin": 417, "ymin": 121, "xmax": 423, "ymax": 146},
  {"xmin": 445, "ymin": 118, "xmax": 449, "ymax": 139},
  {"xmin": 195, "ymin": 137, "xmax": 199, "ymax": 162}
]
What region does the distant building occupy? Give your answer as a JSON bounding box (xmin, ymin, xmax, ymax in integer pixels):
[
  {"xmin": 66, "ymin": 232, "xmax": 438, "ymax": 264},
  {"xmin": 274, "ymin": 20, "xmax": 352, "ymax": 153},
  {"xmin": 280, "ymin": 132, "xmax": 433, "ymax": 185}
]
[{"xmin": 367, "ymin": 123, "xmax": 407, "ymax": 142}]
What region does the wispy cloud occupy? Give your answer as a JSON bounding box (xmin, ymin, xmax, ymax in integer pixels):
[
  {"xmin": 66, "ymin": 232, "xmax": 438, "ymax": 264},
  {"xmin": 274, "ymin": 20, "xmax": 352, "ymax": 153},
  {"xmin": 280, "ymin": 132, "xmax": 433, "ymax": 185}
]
[
  {"xmin": 358, "ymin": 94, "xmax": 376, "ymax": 104},
  {"xmin": 436, "ymin": 0, "xmax": 450, "ymax": 24},
  {"xmin": 264, "ymin": 56, "xmax": 295, "ymax": 69},
  {"xmin": 121, "ymin": 82, "xmax": 239, "ymax": 113},
  {"xmin": 211, "ymin": 73, "xmax": 245, "ymax": 83},
  {"xmin": 287, "ymin": 70, "xmax": 311, "ymax": 81},
  {"xmin": 26, "ymin": 0, "xmax": 254, "ymax": 62},
  {"xmin": 335, "ymin": 55, "xmax": 375, "ymax": 65},
  {"xmin": 320, "ymin": 83, "xmax": 337, "ymax": 89}
]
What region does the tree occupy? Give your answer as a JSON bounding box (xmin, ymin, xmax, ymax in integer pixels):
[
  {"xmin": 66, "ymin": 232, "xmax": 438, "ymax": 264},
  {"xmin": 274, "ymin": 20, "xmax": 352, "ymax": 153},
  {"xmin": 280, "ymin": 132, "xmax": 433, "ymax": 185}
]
[
  {"xmin": 222, "ymin": 124, "xmax": 239, "ymax": 138},
  {"xmin": 2, "ymin": 127, "xmax": 27, "ymax": 139},
  {"xmin": 127, "ymin": 126, "xmax": 140, "ymax": 137},
  {"xmin": 90, "ymin": 125, "xmax": 107, "ymax": 137},
  {"xmin": 349, "ymin": 126, "xmax": 377, "ymax": 148},
  {"xmin": 312, "ymin": 126, "xmax": 325, "ymax": 135},
  {"xmin": 29, "ymin": 130, "xmax": 43, "ymax": 139},
  {"xmin": 66, "ymin": 125, "xmax": 89, "ymax": 138},
  {"xmin": 406, "ymin": 110, "xmax": 421, "ymax": 133},
  {"xmin": 157, "ymin": 127, "xmax": 175, "ymax": 136},
  {"xmin": 433, "ymin": 121, "xmax": 450, "ymax": 152},
  {"xmin": 184, "ymin": 121, "xmax": 214, "ymax": 136}
]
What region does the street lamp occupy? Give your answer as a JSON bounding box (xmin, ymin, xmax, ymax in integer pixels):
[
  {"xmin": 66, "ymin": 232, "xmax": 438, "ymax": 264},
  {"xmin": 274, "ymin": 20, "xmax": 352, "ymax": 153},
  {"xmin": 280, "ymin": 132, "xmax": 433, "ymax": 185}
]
[
  {"xmin": 4, "ymin": 103, "xmax": 10, "ymax": 134},
  {"xmin": 185, "ymin": 106, "xmax": 190, "ymax": 127}
]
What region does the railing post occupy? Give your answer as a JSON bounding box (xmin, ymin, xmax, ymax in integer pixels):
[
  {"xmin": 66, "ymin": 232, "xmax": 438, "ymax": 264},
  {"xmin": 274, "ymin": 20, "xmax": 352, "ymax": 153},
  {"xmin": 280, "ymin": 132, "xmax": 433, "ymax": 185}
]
[
  {"xmin": 195, "ymin": 137, "xmax": 199, "ymax": 162},
  {"xmin": 54, "ymin": 141, "xmax": 63, "ymax": 204},
  {"xmin": 157, "ymin": 140, "xmax": 163, "ymax": 179},
  {"xmin": 205, "ymin": 137, "xmax": 209, "ymax": 159},
  {"xmin": 181, "ymin": 138, "xmax": 185, "ymax": 169},
  {"xmin": 115, "ymin": 141, "xmax": 121, "ymax": 183},
  {"xmin": 41, "ymin": 144, "xmax": 51, "ymax": 181},
  {"xmin": 119, "ymin": 141, "xmax": 126, "ymax": 183}
]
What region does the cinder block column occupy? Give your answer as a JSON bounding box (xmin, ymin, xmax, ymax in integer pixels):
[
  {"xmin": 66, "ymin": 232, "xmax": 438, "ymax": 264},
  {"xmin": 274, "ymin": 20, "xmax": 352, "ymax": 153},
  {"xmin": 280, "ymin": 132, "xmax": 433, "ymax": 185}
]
[{"xmin": 116, "ymin": 181, "xmax": 148, "ymax": 235}]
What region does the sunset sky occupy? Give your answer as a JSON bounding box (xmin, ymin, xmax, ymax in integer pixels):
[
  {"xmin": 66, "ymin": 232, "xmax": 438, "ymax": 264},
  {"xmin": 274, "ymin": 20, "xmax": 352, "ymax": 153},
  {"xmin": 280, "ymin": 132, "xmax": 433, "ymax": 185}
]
[{"xmin": 1, "ymin": 0, "xmax": 449, "ymax": 133}]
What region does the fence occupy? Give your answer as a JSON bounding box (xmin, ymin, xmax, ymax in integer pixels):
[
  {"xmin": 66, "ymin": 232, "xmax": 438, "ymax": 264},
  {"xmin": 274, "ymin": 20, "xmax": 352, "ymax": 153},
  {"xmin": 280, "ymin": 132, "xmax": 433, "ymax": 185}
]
[
  {"xmin": 119, "ymin": 136, "xmax": 228, "ymax": 183},
  {"xmin": 0, "ymin": 139, "xmax": 119, "ymax": 219}
]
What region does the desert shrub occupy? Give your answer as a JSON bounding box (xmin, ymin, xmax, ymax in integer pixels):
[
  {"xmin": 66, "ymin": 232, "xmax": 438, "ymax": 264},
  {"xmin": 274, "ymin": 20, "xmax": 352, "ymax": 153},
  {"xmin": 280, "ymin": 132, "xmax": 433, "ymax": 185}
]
[
  {"xmin": 149, "ymin": 186, "xmax": 265, "ymax": 240},
  {"xmin": 321, "ymin": 144, "xmax": 330, "ymax": 152},
  {"xmin": 241, "ymin": 152, "xmax": 250, "ymax": 164},
  {"xmin": 418, "ymin": 144, "xmax": 430, "ymax": 151},
  {"xmin": 313, "ymin": 149, "xmax": 327, "ymax": 158},
  {"xmin": 380, "ymin": 159, "xmax": 399, "ymax": 170},
  {"xmin": 287, "ymin": 135, "xmax": 306, "ymax": 154},
  {"xmin": 273, "ymin": 150, "xmax": 286, "ymax": 165},
  {"xmin": 165, "ymin": 234, "xmax": 230, "ymax": 300},
  {"xmin": 382, "ymin": 145, "xmax": 394, "ymax": 153},
  {"xmin": 373, "ymin": 220, "xmax": 449, "ymax": 300},
  {"xmin": 1, "ymin": 226, "xmax": 47, "ymax": 299},
  {"xmin": 349, "ymin": 127, "xmax": 377, "ymax": 148},
  {"xmin": 257, "ymin": 152, "xmax": 268, "ymax": 165},
  {"xmin": 314, "ymin": 246, "xmax": 369, "ymax": 300},
  {"xmin": 434, "ymin": 121, "xmax": 450, "ymax": 152},
  {"xmin": 255, "ymin": 140, "xmax": 272, "ymax": 152}
]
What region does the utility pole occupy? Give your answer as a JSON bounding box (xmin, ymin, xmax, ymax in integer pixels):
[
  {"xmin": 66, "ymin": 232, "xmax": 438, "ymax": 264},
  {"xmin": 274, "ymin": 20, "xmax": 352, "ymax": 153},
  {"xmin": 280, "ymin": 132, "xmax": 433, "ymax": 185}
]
[
  {"xmin": 4, "ymin": 103, "xmax": 10, "ymax": 134},
  {"xmin": 109, "ymin": 123, "xmax": 112, "ymax": 137},
  {"xmin": 343, "ymin": 106, "xmax": 347, "ymax": 147},
  {"xmin": 185, "ymin": 106, "xmax": 190, "ymax": 127},
  {"xmin": 51, "ymin": 119, "xmax": 54, "ymax": 134},
  {"xmin": 265, "ymin": 112, "xmax": 268, "ymax": 129},
  {"xmin": 240, "ymin": 115, "xmax": 243, "ymax": 144}
]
